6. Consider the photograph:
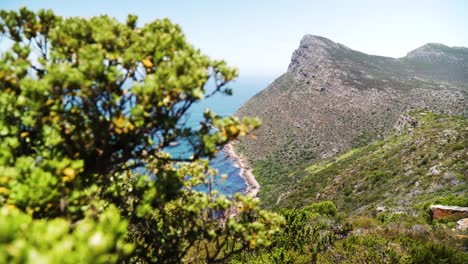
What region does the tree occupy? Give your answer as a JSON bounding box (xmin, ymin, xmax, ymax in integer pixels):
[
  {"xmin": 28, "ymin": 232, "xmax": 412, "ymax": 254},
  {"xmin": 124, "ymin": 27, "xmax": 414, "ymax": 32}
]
[{"xmin": 0, "ymin": 8, "xmax": 283, "ymax": 263}]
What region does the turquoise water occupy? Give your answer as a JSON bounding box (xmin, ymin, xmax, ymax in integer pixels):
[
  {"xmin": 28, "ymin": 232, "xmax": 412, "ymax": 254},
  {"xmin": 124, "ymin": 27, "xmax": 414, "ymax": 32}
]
[{"xmin": 170, "ymin": 76, "xmax": 271, "ymax": 195}]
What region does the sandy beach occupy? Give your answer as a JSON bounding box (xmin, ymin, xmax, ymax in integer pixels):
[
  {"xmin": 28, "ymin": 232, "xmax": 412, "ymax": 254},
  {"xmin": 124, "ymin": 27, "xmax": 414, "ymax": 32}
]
[{"xmin": 223, "ymin": 142, "xmax": 259, "ymax": 198}]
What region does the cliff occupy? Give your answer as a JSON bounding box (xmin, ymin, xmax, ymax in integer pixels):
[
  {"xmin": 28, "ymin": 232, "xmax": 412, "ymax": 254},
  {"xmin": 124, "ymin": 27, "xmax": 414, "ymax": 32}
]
[{"xmin": 235, "ymin": 35, "xmax": 467, "ymax": 208}]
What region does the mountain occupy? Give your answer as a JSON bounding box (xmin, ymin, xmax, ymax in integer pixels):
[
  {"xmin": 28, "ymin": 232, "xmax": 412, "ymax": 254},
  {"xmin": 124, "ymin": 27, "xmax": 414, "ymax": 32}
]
[{"xmin": 235, "ymin": 35, "xmax": 467, "ymax": 208}]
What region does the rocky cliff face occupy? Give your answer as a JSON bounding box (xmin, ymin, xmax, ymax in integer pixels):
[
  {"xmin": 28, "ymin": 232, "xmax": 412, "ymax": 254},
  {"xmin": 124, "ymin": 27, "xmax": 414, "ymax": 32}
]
[{"xmin": 236, "ymin": 35, "xmax": 466, "ymax": 167}]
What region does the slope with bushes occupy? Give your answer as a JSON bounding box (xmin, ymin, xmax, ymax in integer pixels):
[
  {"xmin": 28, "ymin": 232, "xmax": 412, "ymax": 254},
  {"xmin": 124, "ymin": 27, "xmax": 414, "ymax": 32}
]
[
  {"xmin": 229, "ymin": 111, "xmax": 467, "ymax": 263},
  {"xmin": 254, "ymin": 112, "xmax": 467, "ymax": 214}
]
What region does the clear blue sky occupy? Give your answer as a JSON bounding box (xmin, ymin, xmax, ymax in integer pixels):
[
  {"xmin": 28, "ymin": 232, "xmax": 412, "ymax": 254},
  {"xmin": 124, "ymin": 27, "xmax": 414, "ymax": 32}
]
[{"xmin": 1, "ymin": 0, "xmax": 467, "ymax": 78}]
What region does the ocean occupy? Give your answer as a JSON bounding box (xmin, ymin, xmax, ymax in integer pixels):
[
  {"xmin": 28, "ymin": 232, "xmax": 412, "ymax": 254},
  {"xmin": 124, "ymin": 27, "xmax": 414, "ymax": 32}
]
[{"xmin": 168, "ymin": 76, "xmax": 271, "ymax": 195}]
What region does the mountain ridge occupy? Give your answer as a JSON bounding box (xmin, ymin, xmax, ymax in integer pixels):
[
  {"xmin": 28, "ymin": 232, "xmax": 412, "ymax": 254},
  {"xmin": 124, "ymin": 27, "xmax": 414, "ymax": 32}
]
[
  {"xmin": 289, "ymin": 34, "xmax": 468, "ymax": 85},
  {"xmin": 234, "ymin": 35, "xmax": 467, "ymax": 208},
  {"xmin": 294, "ymin": 34, "xmax": 468, "ymax": 62}
]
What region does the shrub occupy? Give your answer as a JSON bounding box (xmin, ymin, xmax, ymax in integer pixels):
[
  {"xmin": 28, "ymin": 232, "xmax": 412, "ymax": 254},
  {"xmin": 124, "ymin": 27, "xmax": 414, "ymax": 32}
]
[
  {"xmin": 0, "ymin": 8, "xmax": 283, "ymax": 263},
  {"xmin": 303, "ymin": 200, "xmax": 337, "ymax": 217}
]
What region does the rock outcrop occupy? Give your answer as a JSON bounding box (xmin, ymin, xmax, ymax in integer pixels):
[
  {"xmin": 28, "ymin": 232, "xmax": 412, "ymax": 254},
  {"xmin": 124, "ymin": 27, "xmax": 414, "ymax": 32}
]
[
  {"xmin": 394, "ymin": 114, "xmax": 418, "ymax": 136},
  {"xmin": 456, "ymin": 218, "xmax": 468, "ymax": 231},
  {"xmin": 430, "ymin": 205, "xmax": 468, "ymax": 221}
]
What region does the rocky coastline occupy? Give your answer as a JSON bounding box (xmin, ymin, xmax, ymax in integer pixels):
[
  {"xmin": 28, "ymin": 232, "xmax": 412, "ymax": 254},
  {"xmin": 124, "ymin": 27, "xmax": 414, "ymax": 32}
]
[{"xmin": 223, "ymin": 142, "xmax": 259, "ymax": 198}]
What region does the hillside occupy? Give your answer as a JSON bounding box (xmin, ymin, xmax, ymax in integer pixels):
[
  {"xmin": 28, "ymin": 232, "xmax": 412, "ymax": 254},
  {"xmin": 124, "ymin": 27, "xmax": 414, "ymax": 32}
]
[
  {"xmin": 229, "ymin": 111, "xmax": 467, "ymax": 263},
  {"xmin": 235, "ymin": 35, "xmax": 467, "ymax": 208},
  {"xmin": 263, "ymin": 111, "xmax": 467, "ymax": 213}
]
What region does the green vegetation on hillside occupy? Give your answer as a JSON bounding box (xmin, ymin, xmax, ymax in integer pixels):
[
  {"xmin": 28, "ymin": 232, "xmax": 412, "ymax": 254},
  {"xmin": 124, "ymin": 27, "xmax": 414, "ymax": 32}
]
[
  {"xmin": 253, "ymin": 112, "xmax": 467, "ymax": 214},
  {"xmin": 228, "ymin": 201, "xmax": 467, "ymax": 263},
  {"xmin": 226, "ymin": 111, "xmax": 468, "ymax": 263}
]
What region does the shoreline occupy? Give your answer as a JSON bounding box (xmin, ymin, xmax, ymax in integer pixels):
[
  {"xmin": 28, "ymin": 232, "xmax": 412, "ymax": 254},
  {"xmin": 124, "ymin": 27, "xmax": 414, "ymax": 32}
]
[{"xmin": 223, "ymin": 142, "xmax": 259, "ymax": 198}]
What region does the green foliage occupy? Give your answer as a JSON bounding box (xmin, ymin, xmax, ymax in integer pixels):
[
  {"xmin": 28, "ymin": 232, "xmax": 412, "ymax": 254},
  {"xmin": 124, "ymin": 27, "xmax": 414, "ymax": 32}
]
[
  {"xmin": 230, "ymin": 201, "xmax": 467, "ymax": 264},
  {"xmin": 0, "ymin": 8, "xmax": 282, "ymax": 263},
  {"xmin": 351, "ymin": 131, "xmax": 380, "ymax": 148},
  {"xmin": 429, "ymin": 194, "xmax": 468, "ymax": 207},
  {"xmin": 408, "ymin": 242, "xmax": 468, "ymax": 264},
  {"xmin": 302, "ymin": 200, "xmax": 337, "ymax": 217},
  {"xmin": 0, "ymin": 205, "xmax": 132, "ymax": 264},
  {"xmin": 420, "ymin": 194, "xmax": 468, "ymax": 224},
  {"xmin": 230, "ymin": 201, "xmax": 351, "ymax": 263},
  {"xmin": 317, "ymin": 235, "xmax": 401, "ymax": 264},
  {"xmin": 317, "ymin": 232, "xmax": 468, "ymax": 264}
]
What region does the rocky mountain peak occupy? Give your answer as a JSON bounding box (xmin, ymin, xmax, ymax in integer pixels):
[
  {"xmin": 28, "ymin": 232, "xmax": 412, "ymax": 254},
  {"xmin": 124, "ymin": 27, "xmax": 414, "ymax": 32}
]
[
  {"xmin": 287, "ymin": 35, "xmax": 350, "ymax": 87},
  {"xmin": 403, "ymin": 43, "xmax": 468, "ymax": 83},
  {"xmin": 405, "ymin": 43, "xmax": 468, "ymax": 62},
  {"xmin": 407, "ymin": 43, "xmax": 451, "ymax": 57},
  {"xmin": 288, "ymin": 35, "xmax": 348, "ymax": 70},
  {"xmin": 287, "ymin": 35, "xmax": 468, "ymax": 85},
  {"xmin": 298, "ymin": 35, "xmax": 345, "ymax": 50}
]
